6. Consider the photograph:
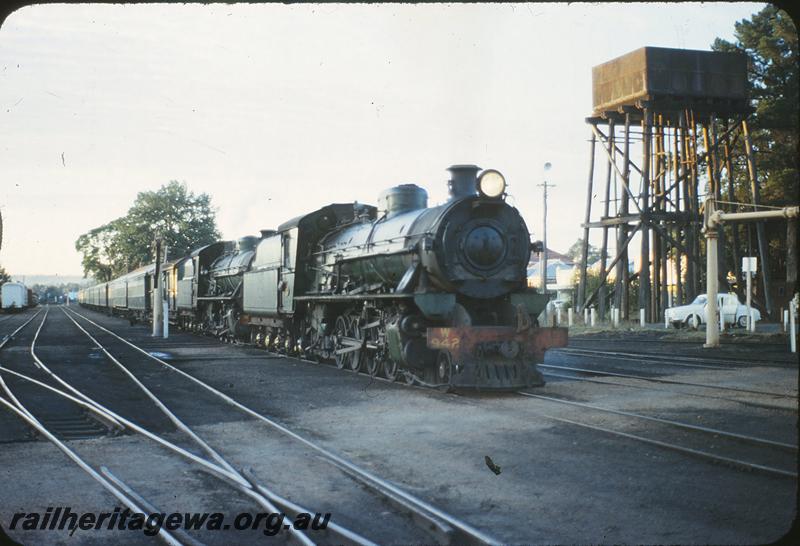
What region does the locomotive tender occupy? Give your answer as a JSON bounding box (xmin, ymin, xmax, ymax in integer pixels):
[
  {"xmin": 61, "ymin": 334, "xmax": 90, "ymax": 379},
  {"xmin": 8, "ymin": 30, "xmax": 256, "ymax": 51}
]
[{"xmin": 79, "ymin": 165, "xmax": 567, "ymax": 389}]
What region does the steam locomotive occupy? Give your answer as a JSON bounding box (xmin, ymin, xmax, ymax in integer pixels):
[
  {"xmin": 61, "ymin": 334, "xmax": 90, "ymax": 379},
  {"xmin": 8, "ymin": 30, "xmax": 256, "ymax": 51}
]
[{"xmin": 79, "ymin": 165, "xmax": 567, "ymax": 389}]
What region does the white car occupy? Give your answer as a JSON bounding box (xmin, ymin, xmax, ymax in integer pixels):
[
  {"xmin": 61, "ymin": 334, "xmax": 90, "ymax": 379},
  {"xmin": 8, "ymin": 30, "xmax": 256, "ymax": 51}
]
[{"xmin": 665, "ymin": 293, "xmax": 761, "ymax": 329}]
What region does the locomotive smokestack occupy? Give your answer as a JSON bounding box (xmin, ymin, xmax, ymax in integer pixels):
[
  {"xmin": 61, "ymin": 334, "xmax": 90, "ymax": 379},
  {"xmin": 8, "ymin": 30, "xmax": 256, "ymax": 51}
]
[{"xmin": 447, "ymin": 164, "xmax": 480, "ymax": 200}]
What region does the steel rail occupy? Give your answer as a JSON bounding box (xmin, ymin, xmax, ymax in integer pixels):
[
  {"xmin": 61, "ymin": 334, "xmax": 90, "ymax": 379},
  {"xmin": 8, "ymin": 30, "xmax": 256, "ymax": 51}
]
[
  {"xmin": 60, "ymin": 309, "xmax": 241, "ymax": 478},
  {"xmin": 58, "ymin": 309, "xmax": 397, "ymax": 546},
  {"xmin": 555, "ymin": 346, "xmax": 782, "ymax": 368},
  {"xmin": 65, "ymin": 307, "xmax": 500, "ymax": 546},
  {"xmin": 100, "ymin": 467, "xmax": 206, "ymax": 546},
  {"xmin": 261, "ymin": 347, "xmax": 455, "ymax": 391},
  {"xmin": 517, "ymin": 391, "xmax": 796, "ymax": 451},
  {"xmin": 567, "ymin": 337, "xmax": 790, "ymax": 352},
  {"xmin": 537, "ymin": 411, "xmax": 797, "ymax": 480},
  {"xmin": 57, "ymin": 309, "xmax": 318, "ymax": 546},
  {"xmin": 66, "ymin": 308, "xmax": 474, "ymax": 543},
  {"xmin": 542, "ymin": 371, "xmax": 796, "ymax": 413},
  {"xmin": 0, "ymin": 394, "xmax": 184, "ymax": 545},
  {"xmin": 0, "ymin": 308, "xmax": 45, "ymax": 423},
  {"xmin": 0, "ymin": 307, "xmax": 42, "ymax": 350},
  {"xmin": 62, "ymin": 312, "xmax": 455, "ymax": 546},
  {"xmin": 0, "ymin": 365, "xmax": 377, "ymax": 546},
  {"xmin": 241, "ymin": 469, "xmax": 380, "ymax": 546},
  {"xmin": 0, "ymin": 366, "xmax": 243, "ymax": 484},
  {"xmin": 539, "ymin": 363, "xmax": 796, "ymax": 399},
  {"xmin": 552, "ymin": 347, "xmax": 729, "ymax": 370},
  {"xmin": 18, "ymin": 307, "xmax": 126, "ymax": 429}
]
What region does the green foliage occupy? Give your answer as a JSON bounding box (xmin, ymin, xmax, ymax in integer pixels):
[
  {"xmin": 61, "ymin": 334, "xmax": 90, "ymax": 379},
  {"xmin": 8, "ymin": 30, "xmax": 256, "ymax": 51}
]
[
  {"xmin": 712, "ymin": 6, "xmax": 799, "ymax": 280},
  {"xmin": 75, "ymin": 222, "xmax": 118, "ymax": 282},
  {"xmin": 75, "ymin": 181, "xmax": 220, "ymax": 281},
  {"xmin": 0, "ymin": 264, "xmax": 10, "ymax": 284},
  {"xmin": 566, "ymin": 238, "xmax": 601, "ymax": 265}
]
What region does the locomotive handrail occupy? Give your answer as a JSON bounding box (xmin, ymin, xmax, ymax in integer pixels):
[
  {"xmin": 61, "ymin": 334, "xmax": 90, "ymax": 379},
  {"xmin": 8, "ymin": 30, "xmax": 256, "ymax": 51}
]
[
  {"xmin": 310, "ymin": 234, "xmax": 426, "ymax": 256},
  {"xmin": 293, "ymin": 293, "xmax": 414, "ymax": 301}
]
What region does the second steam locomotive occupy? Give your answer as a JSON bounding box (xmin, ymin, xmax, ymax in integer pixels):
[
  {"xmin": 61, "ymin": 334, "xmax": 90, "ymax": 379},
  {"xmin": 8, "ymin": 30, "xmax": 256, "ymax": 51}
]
[{"xmin": 79, "ymin": 165, "xmax": 567, "ymax": 389}]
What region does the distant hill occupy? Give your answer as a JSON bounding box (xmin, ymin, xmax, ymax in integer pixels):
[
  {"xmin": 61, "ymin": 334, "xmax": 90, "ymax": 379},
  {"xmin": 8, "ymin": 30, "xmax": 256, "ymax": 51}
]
[{"xmin": 9, "ymin": 275, "xmax": 90, "ymax": 287}]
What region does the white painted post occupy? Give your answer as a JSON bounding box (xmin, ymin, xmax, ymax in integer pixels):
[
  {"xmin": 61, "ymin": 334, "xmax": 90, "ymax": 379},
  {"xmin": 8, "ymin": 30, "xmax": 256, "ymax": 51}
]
[
  {"xmin": 584, "ymin": 308, "xmax": 589, "ymax": 325},
  {"xmin": 610, "ymin": 306, "xmax": 615, "ymax": 327},
  {"xmin": 163, "ymin": 301, "xmax": 169, "ymax": 339},
  {"xmin": 664, "ymin": 310, "xmax": 669, "ymax": 329},
  {"xmin": 612, "ymin": 307, "xmax": 619, "ymax": 328},
  {"xmin": 556, "ymin": 308, "xmax": 562, "ymax": 326},
  {"xmin": 152, "ymin": 238, "xmax": 163, "ymax": 338},
  {"xmin": 705, "ymin": 222, "xmax": 720, "ymax": 347},
  {"xmin": 590, "ymin": 308, "xmax": 596, "ymax": 327},
  {"xmin": 568, "ymin": 307, "xmax": 574, "ymax": 327},
  {"xmin": 790, "ymin": 299, "xmax": 797, "ymax": 354},
  {"xmin": 745, "ymin": 268, "xmax": 752, "ymax": 331},
  {"xmin": 784, "ymin": 309, "xmax": 789, "ymax": 332},
  {"xmin": 749, "ymin": 309, "xmax": 756, "ymax": 332},
  {"xmin": 720, "ymin": 307, "xmax": 725, "ymax": 332},
  {"xmin": 640, "ymin": 308, "xmax": 646, "ymax": 328}
]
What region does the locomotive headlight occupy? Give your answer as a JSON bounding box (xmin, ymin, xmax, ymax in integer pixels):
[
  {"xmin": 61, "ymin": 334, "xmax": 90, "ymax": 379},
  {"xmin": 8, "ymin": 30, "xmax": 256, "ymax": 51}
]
[{"xmin": 477, "ymin": 169, "xmax": 506, "ymax": 198}]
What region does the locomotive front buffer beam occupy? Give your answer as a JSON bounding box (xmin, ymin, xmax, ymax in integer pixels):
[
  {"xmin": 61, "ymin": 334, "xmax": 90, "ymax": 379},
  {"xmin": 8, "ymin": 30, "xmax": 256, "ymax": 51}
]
[{"xmin": 427, "ymin": 326, "xmax": 568, "ymax": 389}]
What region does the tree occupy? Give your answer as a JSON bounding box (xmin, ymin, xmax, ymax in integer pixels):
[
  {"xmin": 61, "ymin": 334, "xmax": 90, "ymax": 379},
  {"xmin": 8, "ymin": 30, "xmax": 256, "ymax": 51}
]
[
  {"xmin": 75, "ymin": 221, "xmax": 119, "ymax": 282},
  {"xmin": 75, "ymin": 181, "xmax": 221, "ymax": 280},
  {"xmin": 566, "ymin": 238, "xmax": 601, "ymax": 265},
  {"xmin": 712, "ymin": 6, "xmax": 799, "ymax": 297},
  {"xmin": 0, "ymin": 264, "xmax": 10, "ymax": 284}
]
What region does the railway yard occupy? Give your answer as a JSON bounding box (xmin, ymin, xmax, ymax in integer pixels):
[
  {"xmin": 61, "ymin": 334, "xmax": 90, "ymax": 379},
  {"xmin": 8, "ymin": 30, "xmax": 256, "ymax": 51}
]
[
  {"xmin": 0, "ymin": 305, "xmax": 796, "ymax": 545},
  {"xmin": 2, "ymin": 3, "xmax": 799, "ymax": 544}
]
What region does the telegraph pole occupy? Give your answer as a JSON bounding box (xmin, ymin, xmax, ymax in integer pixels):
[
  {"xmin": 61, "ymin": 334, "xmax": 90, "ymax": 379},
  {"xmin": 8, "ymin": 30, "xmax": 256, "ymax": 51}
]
[{"xmin": 538, "ymin": 162, "xmax": 553, "ymax": 294}]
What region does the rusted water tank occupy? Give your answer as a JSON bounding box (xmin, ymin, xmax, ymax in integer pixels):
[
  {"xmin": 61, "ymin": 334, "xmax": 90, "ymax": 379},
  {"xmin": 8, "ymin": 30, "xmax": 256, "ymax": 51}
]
[{"xmin": 592, "ymin": 47, "xmax": 748, "ymax": 114}]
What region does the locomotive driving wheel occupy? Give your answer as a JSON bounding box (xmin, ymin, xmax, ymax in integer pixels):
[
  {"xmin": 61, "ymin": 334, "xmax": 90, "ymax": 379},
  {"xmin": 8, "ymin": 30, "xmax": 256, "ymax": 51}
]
[
  {"xmin": 348, "ymin": 316, "xmax": 363, "ymax": 372},
  {"xmin": 362, "ymin": 326, "xmax": 380, "ymax": 376},
  {"xmin": 333, "ymin": 316, "xmax": 350, "ymax": 370},
  {"xmin": 381, "ymin": 357, "xmax": 398, "ymax": 381}
]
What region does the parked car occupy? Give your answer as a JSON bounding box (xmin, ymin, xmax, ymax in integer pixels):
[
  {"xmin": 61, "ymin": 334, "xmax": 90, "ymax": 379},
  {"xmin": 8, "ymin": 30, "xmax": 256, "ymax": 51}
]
[{"xmin": 665, "ymin": 293, "xmax": 761, "ymax": 329}]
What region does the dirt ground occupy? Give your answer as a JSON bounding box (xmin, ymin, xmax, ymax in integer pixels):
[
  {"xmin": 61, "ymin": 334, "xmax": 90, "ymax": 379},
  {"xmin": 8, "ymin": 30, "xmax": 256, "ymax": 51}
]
[{"xmin": 0, "ymin": 307, "xmax": 796, "ymax": 544}]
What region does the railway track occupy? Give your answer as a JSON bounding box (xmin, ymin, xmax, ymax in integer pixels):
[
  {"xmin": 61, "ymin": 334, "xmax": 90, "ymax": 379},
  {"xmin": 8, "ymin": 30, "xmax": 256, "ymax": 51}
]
[
  {"xmin": 569, "ymin": 336, "xmax": 788, "ymax": 347},
  {"xmin": 552, "ymin": 347, "xmax": 732, "ymax": 370},
  {"xmin": 237, "ymin": 320, "xmax": 798, "ymax": 481},
  {"xmin": 0, "ymin": 308, "xmax": 39, "ymax": 346},
  {"xmin": 539, "ymin": 362, "xmax": 796, "ymax": 400},
  {"xmin": 4, "ymin": 304, "xmax": 794, "ymax": 542},
  {"xmin": 515, "ymin": 391, "xmax": 797, "ymax": 479},
  {"xmin": 556, "ymin": 345, "xmax": 795, "ymax": 368},
  {"xmin": 539, "ymin": 370, "xmax": 797, "ymax": 413},
  {"xmin": 0, "ymin": 308, "xmax": 188, "ymax": 544},
  {"xmin": 1, "ymin": 305, "xmax": 499, "ymax": 545}
]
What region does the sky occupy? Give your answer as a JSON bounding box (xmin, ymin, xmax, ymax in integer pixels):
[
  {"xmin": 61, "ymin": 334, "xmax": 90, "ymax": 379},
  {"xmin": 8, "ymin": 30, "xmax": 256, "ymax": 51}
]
[{"xmin": 0, "ymin": 2, "xmax": 766, "ymax": 277}]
